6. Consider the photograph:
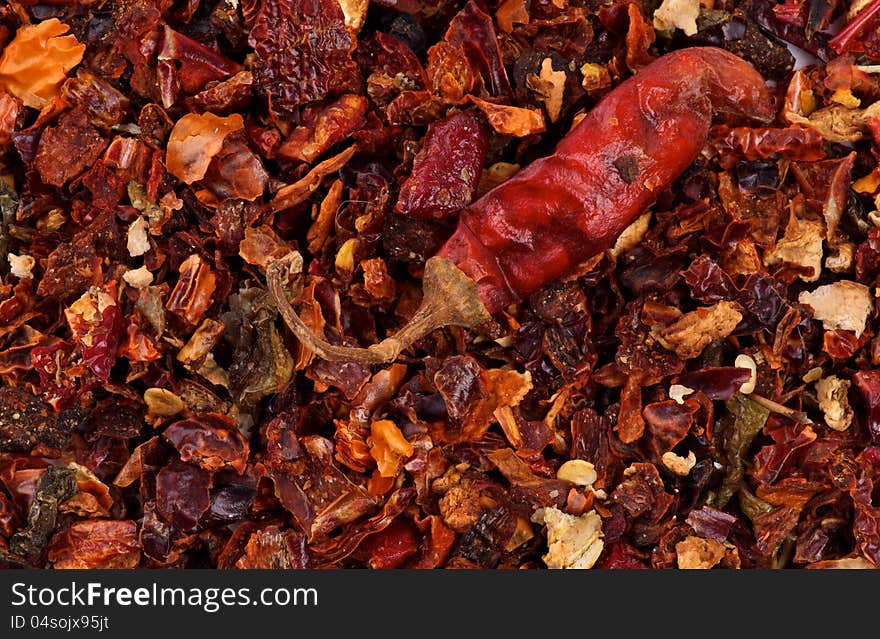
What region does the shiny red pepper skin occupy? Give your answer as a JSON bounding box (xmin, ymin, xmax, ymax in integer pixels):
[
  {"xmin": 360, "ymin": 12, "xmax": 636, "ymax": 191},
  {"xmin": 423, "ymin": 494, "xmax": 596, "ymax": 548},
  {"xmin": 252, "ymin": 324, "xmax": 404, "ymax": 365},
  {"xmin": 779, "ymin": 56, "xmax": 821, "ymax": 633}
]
[{"xmin": 437, "ymin": 47, "xmax": 774, "ymax": 313}]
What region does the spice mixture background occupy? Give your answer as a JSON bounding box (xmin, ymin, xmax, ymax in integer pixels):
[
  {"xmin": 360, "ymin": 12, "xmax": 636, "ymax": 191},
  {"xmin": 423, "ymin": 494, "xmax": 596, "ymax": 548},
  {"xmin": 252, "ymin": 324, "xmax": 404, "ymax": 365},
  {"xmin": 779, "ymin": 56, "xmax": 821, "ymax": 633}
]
[{"xmin": 1, "ymin": 0, "xmax": 880, "ymax": 569}]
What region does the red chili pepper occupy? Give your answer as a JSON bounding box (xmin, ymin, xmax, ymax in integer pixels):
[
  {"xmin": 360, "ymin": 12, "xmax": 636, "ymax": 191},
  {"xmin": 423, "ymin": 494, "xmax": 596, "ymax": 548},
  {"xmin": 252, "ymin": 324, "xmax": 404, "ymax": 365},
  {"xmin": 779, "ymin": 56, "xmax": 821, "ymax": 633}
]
[
  {"xmin": 269, "ymin": 47, "xmax": 773, "ymax": 362},
  {"xmin": 437, "ymin": 47, "xmax": 773, "ymax": 313}
]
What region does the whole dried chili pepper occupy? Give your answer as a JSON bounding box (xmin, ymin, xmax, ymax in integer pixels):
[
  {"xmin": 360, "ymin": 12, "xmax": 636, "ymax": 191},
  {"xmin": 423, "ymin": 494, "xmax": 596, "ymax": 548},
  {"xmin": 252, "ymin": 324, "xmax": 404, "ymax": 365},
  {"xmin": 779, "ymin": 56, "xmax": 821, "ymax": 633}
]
[{"xmin": 268, "ymin": 47, "xmax": 773, "ymax": 363}]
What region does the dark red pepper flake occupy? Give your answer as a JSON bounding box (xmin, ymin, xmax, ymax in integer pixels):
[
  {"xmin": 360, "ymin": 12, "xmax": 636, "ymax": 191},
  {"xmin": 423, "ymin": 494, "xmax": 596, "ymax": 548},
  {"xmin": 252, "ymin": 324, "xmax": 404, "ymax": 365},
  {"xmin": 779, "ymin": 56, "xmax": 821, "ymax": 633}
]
[
  {"xmin": 248, "ymin": 0, "xmax": 360, "ymax": 114},
  {"xmin": 396, "ymin": 109, "xmax": 488, "ymax": 220},
  {"xmin": 34, "ymin": 109, "xmax": 107, "ymax": 187},
  {"xmin": 163, "ymin": 413, "xmax": 249, "ymax": 474},
  {"xmin": 155, "ymin": 459, "xmax": 212, "ymax": 532}
]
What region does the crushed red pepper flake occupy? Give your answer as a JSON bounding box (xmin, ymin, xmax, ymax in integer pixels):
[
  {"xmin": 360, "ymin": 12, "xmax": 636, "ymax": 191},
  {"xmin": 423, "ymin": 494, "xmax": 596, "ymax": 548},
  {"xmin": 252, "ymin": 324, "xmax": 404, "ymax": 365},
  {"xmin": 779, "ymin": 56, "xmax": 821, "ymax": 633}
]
[{"xmin": 1, "ymin": 0, "xmax": 879, "ymax": 571}]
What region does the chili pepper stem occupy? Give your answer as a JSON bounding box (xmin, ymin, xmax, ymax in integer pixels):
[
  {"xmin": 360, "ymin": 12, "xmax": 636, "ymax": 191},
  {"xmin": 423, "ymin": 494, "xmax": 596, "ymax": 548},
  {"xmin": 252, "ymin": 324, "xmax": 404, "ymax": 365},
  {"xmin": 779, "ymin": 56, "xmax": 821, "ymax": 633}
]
[
  {"xmin": 829, "ymin": 0, "xmax": 880, "ymax": 53},
  {"xmin": 749, "ymin": 393, "xmax": 812, "ymax": 424},
  {"xmin": 267, "ymin": 252, "xmax": 491, "ymax": 364}
]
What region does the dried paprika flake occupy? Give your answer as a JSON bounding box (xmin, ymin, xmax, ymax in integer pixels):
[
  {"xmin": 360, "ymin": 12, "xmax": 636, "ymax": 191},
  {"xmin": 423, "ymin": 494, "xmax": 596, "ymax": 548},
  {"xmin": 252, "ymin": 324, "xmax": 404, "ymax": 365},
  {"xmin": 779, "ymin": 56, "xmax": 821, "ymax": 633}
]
[
  {"xmin": 30, "ymin": 342, "xmax": 95, "ymax": 411},
  {"xmin": 0, "ymin": 19, "xmax": 85, "ymax": 109},
  {"xmin": 163, "ymin": 413, "xmax": 249, "ymax": 474},
  {"xmin": 369, "ymin": 420, "xmax": 414, "ymax": 478},
  {"xmin": 48, "ymin": 520, "xmax": 141, "ymax": 569},
  {"xmin": 165, "ymin": 112, "xmax": 245, "ymax": 185},
  {"xmin": 248, "ymin": 0, "xmax": 360, "ymax": 113},
  {"xmin": 34, "ymin": 109, "xmax": 107, "ymax": 187},
  {"xmin": 64, "ymin": 282, "xmax": 123, "ymax": 382},
  {"xmin": 166, "ymin": 254, "xmax": 217, "ymax": 326},
  {"xmin": 395, "ymin": 109, "xmax": 489, "ymax": 220}
]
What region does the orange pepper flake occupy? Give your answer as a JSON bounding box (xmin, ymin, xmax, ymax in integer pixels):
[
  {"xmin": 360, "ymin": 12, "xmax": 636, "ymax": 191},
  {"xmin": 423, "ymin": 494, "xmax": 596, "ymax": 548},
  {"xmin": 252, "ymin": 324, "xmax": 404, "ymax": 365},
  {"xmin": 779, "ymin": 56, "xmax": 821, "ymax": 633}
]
[
  {"xmin": 495, "ymin": 0, "xmax": 529, "ymax": 33},
  {"xmin": 467, "ymin": 96, "xmax": 546, "ymax": 137},
  {"xmin": 165, "ymin": 112, "xmax": 244, "ymax": 184},
  {"xmin": 367, "ymin": 470, "xmax": 396, "ymax": 496},
  {"xmin": 369, "ymin": 419, "xmax": 414, "ymax": 478},
  {"xmin": 166, "ymin": 254, "xmax": 217, "ymax": 326},
  {"xmin": 0, "ymin": 19, "xmax": 85, "ymax": 109}
]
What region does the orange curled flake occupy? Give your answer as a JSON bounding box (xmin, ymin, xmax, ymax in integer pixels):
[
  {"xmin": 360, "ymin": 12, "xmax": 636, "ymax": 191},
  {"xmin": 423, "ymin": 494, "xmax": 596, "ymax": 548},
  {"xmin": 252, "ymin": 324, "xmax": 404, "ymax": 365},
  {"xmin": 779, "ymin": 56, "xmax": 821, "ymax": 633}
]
[
  {"xmin": 270, "ymin": 145, "xmax": 356, "ymax": 212},
  {"xmin": 496, "ymin": 0, "xmax": 530, "ymax": 33},
  {"xmin": 467, "ymin": 96, "xmax": 545, "ymax": 136},
  {"xmin": 427, "ymin": 42, "xmax": 475, "ymax": 105},
  {"xmin": 47, "ymin": 519, "xmax": 141, "ymax": 569},
  {"xmin": 166, "ymin": 254, "xmax": 217, "ymax": 325},
  {"xmin": 369, "ymin": 419, "xmax": 414, "ymax": 478},
  {"xmin": 239, "ymin": 225, "xmax": 291, "ymax": 268},
  {"xmin": 0, "ymin": 91, "xmax": 18, "ymax": 150},
  {"xmin": 361, "ymin": 257, "xmax": 396, "ymax": 303},
  {"xmin": 235, "ymin": 526, "xmax": 306, "ymax": 569},
  {"xmin": 165, "ymin": 112, "xmax": 244, "ymax": 184},
  {"xmin": 292, "ymin": 280, "xmax": 326, "ymax": 370},
  {"xmin": 114, "ymin": 437, "xmax": 159, "ymax": 488},
  {"xmin": 61, "ymin": 464, "xmax": 114, "ymax": 518},
  {"xmin": 308, "ymin": 179, "xmax": 343, "ymax": 254},
  {"xmin": 0, "ymin": 19, "xmax": 85, "ymax": 109},
  {"xmin": 119, "ymin": 319, "xmax": 162, "ymax": 363}
]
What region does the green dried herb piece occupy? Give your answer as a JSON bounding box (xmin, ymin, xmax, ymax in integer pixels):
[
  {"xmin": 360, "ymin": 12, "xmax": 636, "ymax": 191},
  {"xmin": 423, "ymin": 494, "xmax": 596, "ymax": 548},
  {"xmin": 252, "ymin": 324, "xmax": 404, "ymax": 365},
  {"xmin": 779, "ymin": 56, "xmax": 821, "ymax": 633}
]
[
  {"xmin": 737, "ymin": 483, "xmax": 774, "ymax": 524},
  {"xmin": 0, "ymin": 180, "xmax": 18, "ymax": 272},
  {"xmin": 9, "ymin": 466, "xmax": 77, "ymax": 563},
  {"xmin": 227, "ymin": 289, "xmax": 293, "ymax": 409},
  {"xmin": 711, "ymin": 393, "xmax": 770, "ymax": 509}
]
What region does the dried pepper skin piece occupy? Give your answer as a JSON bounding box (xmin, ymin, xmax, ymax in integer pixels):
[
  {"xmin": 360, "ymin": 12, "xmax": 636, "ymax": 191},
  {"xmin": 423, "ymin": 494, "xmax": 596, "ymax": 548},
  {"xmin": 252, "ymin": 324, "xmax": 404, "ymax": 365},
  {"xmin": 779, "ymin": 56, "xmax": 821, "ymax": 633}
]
[
  {"xmin": 192, "ymin": 71, "xmax": 255, "ymax": 116},
  {"xmin": 30, "ymin": 342, "xmax": 97, "ymax": 411},
  {"xmin": 854, "ymin": 370, "xmax": 880, "ymax": 442},
  {"xmin": 9, "ymin": 466, "xmax": 77, "ymax": 564},
  {"xmin": 155, "ymin": 459, "xmax": 212, "ymax": 532},
  {"xmin": 64, "ymin": 282, "xmax": 123, "ymax": 382},
  {"xmin": 0, "ymin": 18, "xmax": 85, "ymax": 109},
  {"xmin": 47, "ymin": 519, "xmax": 141, "ymax": 569},
  {"xmin": 276, "ymin": 94, "xmax": 369, "ymax": 164},
  {"xmin": 163, "ymin": 413, "xmax": 250, "ymax": 474},
  {"xmin": 157, "ymin": 25, "xmax": 240, "ymax": 108},
  {"xmin": 36, "ymin": 233, "xmax": 99, "ymax": 301},
  {"xmin": 358, "ymin": 516, "xmax": 420, "ymax": 569},
  {"xmin": 201, "ymin": 131, "xmax": 269, "ymax": 202},
  {"xmin": 721, "ymin": 126, "xmax": 826, "ymax": 161},
  {"xmin": 437, "ymin": 47, "xmax": 773, "ymax": 314},
  {"xmin": 235, "ymin": 525, "xmax": 308, "ymax": 569},
  {"xmin": 34, "ymin": 108, "xmax": 108, "ymax": 187},
  {"xmin": 165, "ymin": 112, "xmax": 245, "ymax": 185},
  {"xmin": 61, "ymin": 69, "xmax": 131, "ymax": 130},
  {"xmin": 395, "ymin": 110, "xmax": 489, "ymax": 220},
  {"xmin": 445, "ymin": 0, "xmax": 513, "ymax": 99},
  {"xmin": 248, "ymin": 0, "xmax": 360, "ymax": 114},
  {"xmin": 166, "ymin": 254, "xmax": 217, "ymax": 326},
  {"xmin": 0, "ymin": 91, "xmax": 19, "ymax": 150}
]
